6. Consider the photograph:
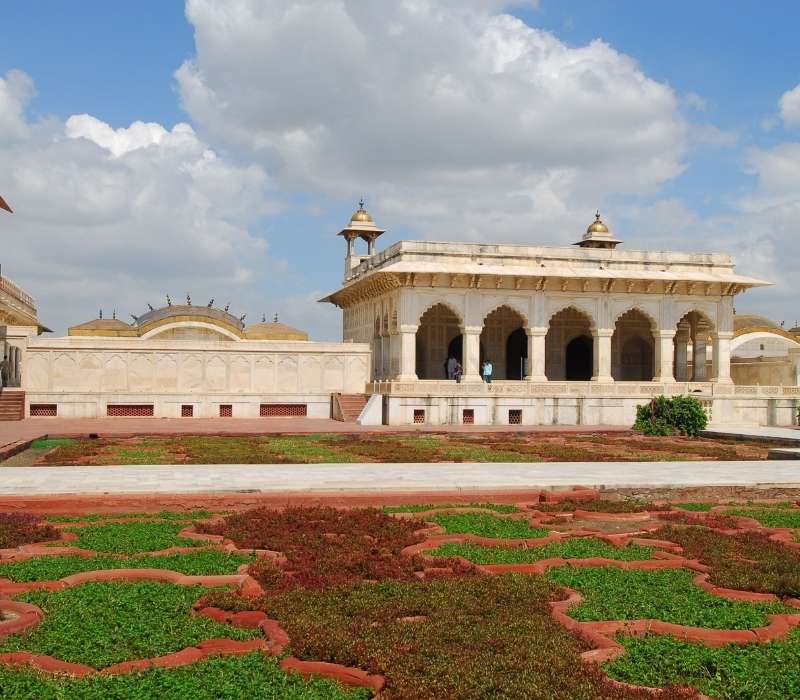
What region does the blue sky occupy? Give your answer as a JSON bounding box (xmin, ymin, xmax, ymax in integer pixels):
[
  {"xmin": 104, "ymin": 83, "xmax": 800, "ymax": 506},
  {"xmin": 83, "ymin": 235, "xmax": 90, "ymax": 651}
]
[{"xmin": 1, "ymin": 1, "xmax": 799, "ymax": 335}]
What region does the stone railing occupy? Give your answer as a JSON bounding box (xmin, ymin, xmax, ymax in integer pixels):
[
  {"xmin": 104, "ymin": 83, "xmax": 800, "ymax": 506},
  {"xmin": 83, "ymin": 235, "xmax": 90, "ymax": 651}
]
[
  {"xmin": 367, "ymin": 379, "xmax": 800, "ymax": 399},
  {"xmin": 0, "ymin": 275, "xmax": 37, "ymax": 319}
]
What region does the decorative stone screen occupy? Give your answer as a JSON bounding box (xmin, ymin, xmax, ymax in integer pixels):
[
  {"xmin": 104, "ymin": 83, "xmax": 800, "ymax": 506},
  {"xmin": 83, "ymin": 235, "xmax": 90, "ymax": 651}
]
[
  {"xmin": 413, "ymin": 409, "xmax": 426, "ymax": 424},
  {"xmin": 508, "ymin": 409, "xmax": 522, "ymax": 424},
  {"xmin": 29, "ymin": 404, "xmax": 57, "ymax": 417},
  {"xmin": 181, "ymin": 404, "xmax": 193, "ymax": 417},
  {"xmin": 260, "ymin": 403, "xmax": 307, "ymax": 417},
  {"xmin": 107, "ymin": 404, "xmax": 154, "ymax": 417},
  {"xmin": 462, "ymin": 409, "xmax": 474, "ymax": 424},
  {"xmin": 219, "ymin": 404, "xmax": 232, "ymax": 417}
]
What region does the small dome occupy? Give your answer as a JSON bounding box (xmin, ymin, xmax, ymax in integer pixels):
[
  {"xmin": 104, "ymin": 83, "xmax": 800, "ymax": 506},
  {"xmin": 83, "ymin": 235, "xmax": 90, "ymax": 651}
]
[
  {"xmin": 586, "ymin": 211, "xmax": 609, "ymax": 235},
  {"xmin": 245, "ymin": 319, "xmax": 308, "ymax": 341},
  {"xmin": 733, "ymin": 314, "xmax": 782, "ymax": 332},
  {"xmin": 68, "ymin": 317, "xmax": 136, "ymax": 337},
  {"xmin": 351, "ymin": 199, "xmax": 373, "ymax": 223}
]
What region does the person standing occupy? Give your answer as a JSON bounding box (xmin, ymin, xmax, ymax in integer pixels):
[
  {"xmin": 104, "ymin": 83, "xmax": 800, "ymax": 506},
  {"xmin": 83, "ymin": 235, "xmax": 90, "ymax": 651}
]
[
  {"xmin": 454, "ymin": 360, "xmax": 463, "ymax": 383},
  {"xmin": 446, "ymin": 354, "xmax": 458, "ymax": 380},
  {"xmin": 482, "ymin": 359, "xmax": 493, "ymax": 384}
]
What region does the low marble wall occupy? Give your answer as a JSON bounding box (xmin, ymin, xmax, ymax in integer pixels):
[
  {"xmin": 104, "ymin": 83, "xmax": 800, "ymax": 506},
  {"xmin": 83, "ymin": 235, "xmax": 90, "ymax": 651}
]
[{"xmin": 24, "ymin": 337, "xmax": 371, "ymax": 418}]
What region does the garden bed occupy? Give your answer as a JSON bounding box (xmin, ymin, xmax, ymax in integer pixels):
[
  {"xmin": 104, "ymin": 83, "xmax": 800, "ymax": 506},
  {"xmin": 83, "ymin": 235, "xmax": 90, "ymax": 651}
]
[
  {"xmin": 0, "ymin": 496, "xmax": 798, "ymax": 698},
  {"xmin": 2, "ymin": 431, "xmax": 777, "ymax": 466}
]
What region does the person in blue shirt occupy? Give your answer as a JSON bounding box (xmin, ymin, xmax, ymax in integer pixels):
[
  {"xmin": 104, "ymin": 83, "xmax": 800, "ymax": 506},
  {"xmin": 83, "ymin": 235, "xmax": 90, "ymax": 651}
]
[{"xmin": 482, "ymin": 360, "xmax": 493, "ymax": 383}]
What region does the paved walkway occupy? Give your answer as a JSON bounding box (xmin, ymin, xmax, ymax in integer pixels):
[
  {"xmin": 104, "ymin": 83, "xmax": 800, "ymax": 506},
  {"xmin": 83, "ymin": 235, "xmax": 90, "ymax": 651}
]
[
  {"xmin": 0, "ymin": 460, "xmax": 798, "ymax": 495},
  {"xmin": 703, "ymin": 425, "xmax": 800, "ymax": 443},
  {"xmin": 0, "ymin": 417, "xmax": 629, "ymax": 448}
]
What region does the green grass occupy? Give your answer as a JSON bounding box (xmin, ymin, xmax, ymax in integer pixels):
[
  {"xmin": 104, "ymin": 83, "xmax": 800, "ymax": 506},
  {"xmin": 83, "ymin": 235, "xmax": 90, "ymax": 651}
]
[
  {"xmin": 0, "ymin": 581, "xmax": 258, "ymax": 668},
  {"xmin": 0, "ymin": 550, "xmax": 254, "ymax": 581},
  {"xmin": 0, "ymin": 651, "xmax": 369, "ymax": 700},
  {"xmin": 725, "ymin": 507, "xmax": 800, "ymax": 528},
  {"xmin": 67, "ymin": 521, "xmax": 211, "ymax": 554},
  {"xmin": 432, "ymin": 512, "xmax": 549, "ymax": 539},
  {"xmin": 382, "ymin": 502, "xmax": 518, "ymax": 514},
  {"xmin": 671, "ymin": 502, "xmax": 714, "ymax": 512},
  {"xmin": 606, "ymin": 630, "xmax": 800, "ymax": 700},
  {"xmin": 29, "ymin": 438, "xmax": 78, "ymax": 450},
  {"xmin": 546, "ymin": 566, "xmax": 793, "ymax": 629},
  {"xmin": 45, "ymin": 510, "xmax": 214, "ymax": 523},
  {"xmin": 434, "ymin": 442, "xmax": 536, "ymax": 463},
  {"xmin": 430, "ymin": 538, "xmax": 655, "ymax": 564}
]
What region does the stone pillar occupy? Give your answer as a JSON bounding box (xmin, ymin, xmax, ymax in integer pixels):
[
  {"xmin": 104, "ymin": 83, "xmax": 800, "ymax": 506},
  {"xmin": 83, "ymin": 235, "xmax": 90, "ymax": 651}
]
[
  {"xmin": 524, "ymin": 327, "xmax": 547, "ymax": 381},
  {"xmin": 462, "ymin": 326, "xmax": 483, "ymax": 382},
  {"xmin": 674, "ymin": 332, "xmax": 689, "ymax": 382},
  {"xmin": 692, "ymin": 335, "xmax": 707, "ymax": 381},
  {"xmin": 712, "ymin": 332, "xmax": 733, "ymax": 384},
  {"xmin": 396, "ymin": 325, "xmax": 418, "ymax": 381},
  {"xmin": 654, "ymin": 330, "xmax": 676, "ymax": 383},
  {"xmin": 591, "ymin": 330, "xmax": 614, "ymax": 383}
]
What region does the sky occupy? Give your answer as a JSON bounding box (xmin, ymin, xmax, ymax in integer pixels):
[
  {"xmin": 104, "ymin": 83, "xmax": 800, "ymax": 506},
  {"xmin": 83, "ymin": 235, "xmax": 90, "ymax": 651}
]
[{"xmin": 1, "ymin": 0, "xmax": 799, "ymax": 338}]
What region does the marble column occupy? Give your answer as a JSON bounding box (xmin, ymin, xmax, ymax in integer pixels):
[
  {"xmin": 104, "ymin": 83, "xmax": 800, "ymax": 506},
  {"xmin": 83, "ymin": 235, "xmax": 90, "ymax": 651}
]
[
  {"xmin": 712, "ymin": 332, "xmax": 733, "ymax": 384},
  {"xmin": 462, "ymin": 326, "xmax": 483, "ymax": 382},
  {"xmin": 674, "ymin": 332, "xmax": 690, "ymax": 382},
  {"xmin": 692, "ymin": 334, "xmax": 708, "ymax": 381},
  {"xmin": 524, "ymin": 327, "xmax": 548, "ymax": 382},
  {"xmin": 654, "ymin": 330, "xmax": 676, "ymax": 382},
  {"xmin": 396, "ymin": 325, "xmax": 418, "ymax": 381},
  {"xmin": 591, "ymin": 329, "xmax": 614, "ymax": 383}
]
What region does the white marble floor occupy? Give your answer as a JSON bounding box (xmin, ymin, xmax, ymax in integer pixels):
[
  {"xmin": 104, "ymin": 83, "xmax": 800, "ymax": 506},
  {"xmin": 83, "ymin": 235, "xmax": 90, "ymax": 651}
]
[{"xmin": 0, "ymin": 460, "xmax": 798, "ymax": 495}]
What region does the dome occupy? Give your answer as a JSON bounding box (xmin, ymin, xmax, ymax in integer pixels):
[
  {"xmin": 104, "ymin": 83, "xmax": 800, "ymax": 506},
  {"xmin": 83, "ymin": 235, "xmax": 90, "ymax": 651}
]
[
  {"xmin": 245, "ymin": 319, "xmax": 308, "ymax": 341},
  {"xmin": 586, "ymin": 211, "xmax": 609, "ymax": 235},
  {"xmin": 733, "ymin": 314, "xmax": 782, "ymax": 332},
  {"xmin": 68, "ymin": 317, "xmax": 137, "ymax": 337},
  {"xmin": 351, "ymin": 200, "xmax": 373, "ymax": 223}
]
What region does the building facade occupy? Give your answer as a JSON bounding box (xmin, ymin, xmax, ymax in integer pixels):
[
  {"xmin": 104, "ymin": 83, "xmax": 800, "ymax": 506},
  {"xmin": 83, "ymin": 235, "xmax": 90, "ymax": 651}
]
[{"xmin": 323, "ymin": 207, "xmax": 800, "ymax": 426}]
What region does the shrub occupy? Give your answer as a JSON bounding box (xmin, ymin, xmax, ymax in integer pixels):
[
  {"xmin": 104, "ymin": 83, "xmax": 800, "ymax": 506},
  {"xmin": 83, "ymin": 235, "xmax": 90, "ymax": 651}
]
[
  {"xmin": 655, "ymin": 525, "xmax": 800, "ymax": 598},
  {"xmin": 634, "ymin": 395, "xmax": 707, "ymax": 437},
  {"xmin": 0, "ymin": 512, "xmax": 60, "ymax": 548},
  {"xmin": 197, "ymin": 506, "xmax": 473, "ymax": 590},
  {"xmin": 268, "ymin": 575, "xmax": 697, "ymax": 699}
]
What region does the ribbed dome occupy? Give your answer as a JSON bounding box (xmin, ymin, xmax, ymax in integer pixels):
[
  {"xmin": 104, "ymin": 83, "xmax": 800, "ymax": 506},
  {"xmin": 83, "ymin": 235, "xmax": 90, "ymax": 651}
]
[
  {"xmin": 245, "ymin": 320, "xmax": 308, "ymax": 341},
  {"xmin": 733, "ymin": 314, "xmax": 782, "ymax": 332},
  {"xmin": 586, "ymin": 211, "xmax": 609, "ymax": 235}
]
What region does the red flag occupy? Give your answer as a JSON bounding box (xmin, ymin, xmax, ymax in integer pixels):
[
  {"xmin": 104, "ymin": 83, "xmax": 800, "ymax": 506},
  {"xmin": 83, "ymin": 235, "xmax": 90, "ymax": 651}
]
[{"xmin": 0, "ymin": 195, "xmax": 11, "ymax": 213}]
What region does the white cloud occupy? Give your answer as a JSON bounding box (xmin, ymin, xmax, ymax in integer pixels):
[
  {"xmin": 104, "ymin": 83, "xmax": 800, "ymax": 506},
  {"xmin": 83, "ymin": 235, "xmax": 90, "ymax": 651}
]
[
  {"xmin": 779, "ymin": 83, "xmax": 800, "ymax": 128},
  {"xmin": 177, "ymin": 0, "xmax": 689, "ymax": 243},
  {"xmin": 0, "ymin": 69, "xmax": 35, "ymax": 141},
  {"xmin": 0, "ymin": 70, "xmax": 274, "ymax": 334}
]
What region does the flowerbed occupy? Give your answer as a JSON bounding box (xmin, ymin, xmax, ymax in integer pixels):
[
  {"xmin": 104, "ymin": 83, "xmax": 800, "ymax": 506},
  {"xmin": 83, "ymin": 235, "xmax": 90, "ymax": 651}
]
[
  {"xmin": 67, "ymin": 521, "xmax": 211, "ymax": 554},
  {"xmin": 197, "ymin": 506, "xmax": 471, "ymax": 590},
  {"xmin": 546, "ymin": 566, "xmax": 793, "ymax": 629},
  {"xmin": 723, "ymin": 506, "xmax": 800, "ymax": 529},
  {"xmin": 382, "ymin": 502, "xmax": 517, "ymax": 513},
  {"xmin": 606, "ymin": 630, "xmax": 800, "ymax": 700},
  {"xmin": 0, "ymin": 550, "xmax": 254, "ymax": 582},
  {"xmin": 265, "ymin": 575, "xmax": 694, "ymax": 700},
  {"xmin": 533, "ymin": 499, "xmax": 661, "ymax": 514},
  {"xmin": 0, "ymin": 581, "xmax": 258, "ymax": 668},
  {"xmin": 654, "ymin": 525, "xmax": 800, "ymax": 597},
  {"xmin": 430, "ymin": 538, "xmax": 655, "ymax": 564},
  {"xmin": 0, "ymin": 513, "xmax": 60, "ymax": 549},
  {"xmin": 0, "ymin": 650, "xmax": 369, "ymax": 700},
  {"xmin": 431, "ymin": 512, "xmax": 549, "ymax": 538}
]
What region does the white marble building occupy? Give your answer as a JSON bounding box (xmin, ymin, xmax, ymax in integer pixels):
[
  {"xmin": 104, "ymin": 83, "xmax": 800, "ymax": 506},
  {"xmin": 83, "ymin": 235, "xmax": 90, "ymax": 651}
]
[{"xmin": 323, "ymin": 206, "xmax": 800, "ymax": 426}]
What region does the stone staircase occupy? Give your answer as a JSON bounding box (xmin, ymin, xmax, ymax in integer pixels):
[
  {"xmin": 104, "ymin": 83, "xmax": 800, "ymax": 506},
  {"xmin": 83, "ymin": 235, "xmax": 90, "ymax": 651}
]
[
  {"xmin": 333, "ymin": 393, "xmax": 369, "ymax": 422},
  {"xmin": 0, "ymin": 390, "xmax": 25, "ymax": 421}
]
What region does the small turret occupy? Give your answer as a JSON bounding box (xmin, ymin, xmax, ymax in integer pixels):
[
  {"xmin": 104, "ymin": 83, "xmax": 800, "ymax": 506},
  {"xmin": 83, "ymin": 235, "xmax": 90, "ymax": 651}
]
[{"xmin": 338, "ymin": 199, "xmax": 385, "ymax": 278}]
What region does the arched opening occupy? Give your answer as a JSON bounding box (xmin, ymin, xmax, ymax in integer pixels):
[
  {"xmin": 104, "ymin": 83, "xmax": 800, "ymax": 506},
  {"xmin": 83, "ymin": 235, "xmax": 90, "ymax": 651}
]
[
  {"xmin": 612, "ymin": 309, "xmax": 655, "ymax": 381},
  {"xmin": 415, "ymin": 303, "xmax": 462, "ymax": 379},
  {"xmin": 506, "ymin": 328, "xmax": 527, "ymax": 380},
  {"xmin": 674, "ymin": 310, "xmax": 715, "ymax": 382},
  {"xmin": 565, "ymin": 335, "xmax": 593, "ymax": 380},
  {"xmin": 481, "ymin": 306, "xmax": 526, "ymax": 380},
  {"xmin": 546, "ymin": 307, "xmax": 594, "ymax": 380}
]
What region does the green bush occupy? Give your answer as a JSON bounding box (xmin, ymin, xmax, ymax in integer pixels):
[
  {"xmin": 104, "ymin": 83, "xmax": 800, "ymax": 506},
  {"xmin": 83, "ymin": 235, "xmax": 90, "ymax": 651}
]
[{"xmin": 634, "ymin": 395, "xmax": 708, "ymax": 437}]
